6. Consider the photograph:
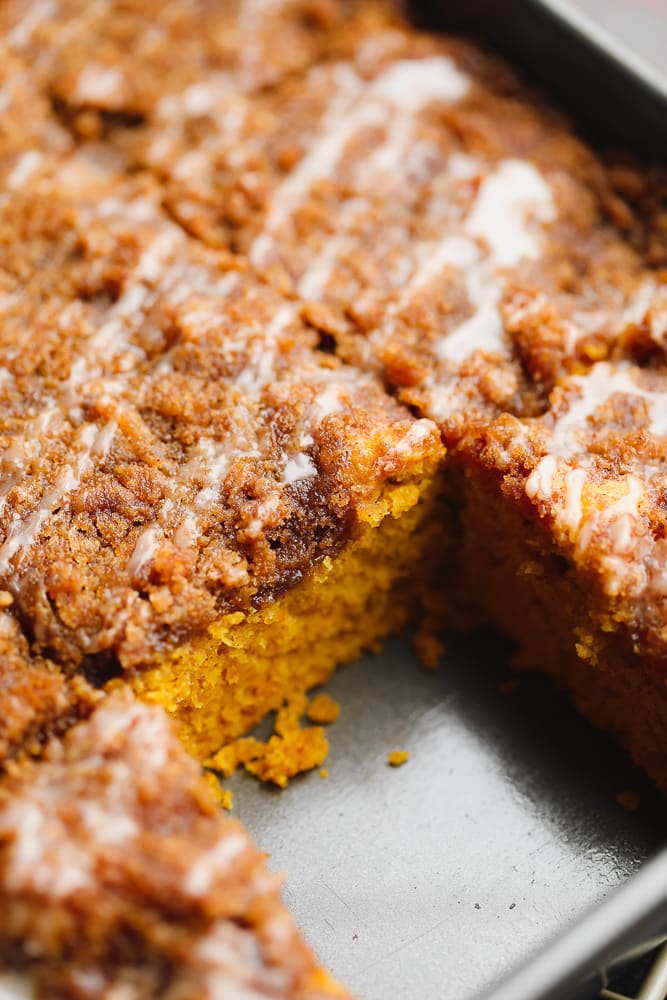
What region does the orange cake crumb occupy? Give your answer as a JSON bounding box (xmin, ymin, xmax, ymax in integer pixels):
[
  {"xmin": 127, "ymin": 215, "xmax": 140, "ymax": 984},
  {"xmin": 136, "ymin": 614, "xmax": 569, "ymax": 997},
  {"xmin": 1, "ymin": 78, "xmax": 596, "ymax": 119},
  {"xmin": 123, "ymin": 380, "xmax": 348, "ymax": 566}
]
[
  {"xmin": 616, "ymin": 790, "xmax": 640, "ymax": 813},
  {"xmin": 413, "ymin": 628, "xmax": 446, "ymax": 671},
  {"xmin": 202, "ymin": 771, "xmax": 234, "ymax": 810},
  {"xmin": 307, "ymin": 693, "xmax": 341, "ymax": 725},
  {"xmin": 207, "ymin": 702, "xmax": 330, "ymax": 788},
  {"xmin": 388, "ymin": 750, "xmax": 410, "ymax": 768},
  {"xmin": 245, "ymin": 729, "xmax": 330, "ymax": 788},
  {"xmin": 319, "ymin": 768, "xmax": 329, "ymax": 779},
  {"xmin": 220, "ymin": 788, "xmax": 234, "ymax": 811},
  {"xmin": 276, "ymin": 693, "xmax": 310, "ymax": 736},
  {"xmin": 207, "ymin": 737, "xmax": 266, "ymax": 778}
]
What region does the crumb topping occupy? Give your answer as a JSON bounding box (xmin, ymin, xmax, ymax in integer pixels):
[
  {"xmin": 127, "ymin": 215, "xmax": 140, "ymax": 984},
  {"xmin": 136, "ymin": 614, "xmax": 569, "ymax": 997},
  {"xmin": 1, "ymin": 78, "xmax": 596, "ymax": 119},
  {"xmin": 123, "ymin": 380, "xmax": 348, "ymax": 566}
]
[
  {"xmin": 0, "ymin": 693, "xmax": 346, "ymax": 998},
  {"xmin": 0, "ymin": 0, "xmax": 664, "ymax": 678},
  {"xmin": 1, "ymin": 0, "xmax": 353, "ymax": 111},
  {"xmin": 88, "ymin": 9, "xmax": 663, "ymax": 661},
  {"xmin": 0, "ymin": 156, "xmax": 441, "ymax": 671}
]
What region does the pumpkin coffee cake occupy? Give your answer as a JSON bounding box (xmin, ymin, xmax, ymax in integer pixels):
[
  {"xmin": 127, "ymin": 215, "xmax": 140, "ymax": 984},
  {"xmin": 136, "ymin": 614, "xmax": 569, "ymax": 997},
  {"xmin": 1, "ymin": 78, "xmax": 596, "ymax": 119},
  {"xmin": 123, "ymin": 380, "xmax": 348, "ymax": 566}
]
[
  {"xmin": 0, "ymin": 689, "xmax": 347, "ymax": 999},
  {"xmin": 0, "ymin": 0, "xmax": 666, "ymax": 995},
  {"xmin": 81, "ymin": 0, "xmax": 666, "ymax": 788}
]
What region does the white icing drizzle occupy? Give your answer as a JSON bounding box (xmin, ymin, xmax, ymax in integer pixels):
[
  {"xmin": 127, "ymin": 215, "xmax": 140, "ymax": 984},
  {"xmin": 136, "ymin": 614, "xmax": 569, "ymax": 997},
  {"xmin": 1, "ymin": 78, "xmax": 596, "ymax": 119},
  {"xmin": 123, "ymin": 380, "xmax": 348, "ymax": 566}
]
[
  {"xmin": 237, "ymin": 0, "xmax": 290, "ymax": 85},
  {"xmin": 180, "ymin": 82, "xmax": 218, "ymax": 117},
  {"xmin": 0, "ymin": 192, "xmax": 242, "ymax": 580},
  {"xmin": 363, "ymin": 155, "xmax": 553, "ymax": 379},
  {"xmin": 623, "ymin": 276, "xmax": 667, "ymax": 347},
  {"xmin": 436, "ymin": 257, "xmax": 504, "ymax": 364},
  {"xmin": 282, "ymin": 452, "xmax": 317, "ymax": 484},
  {"xmin": 87, "ymin": 698, "xmax": 172, "ymax": 770},
  {"xmin": 0, "ymin": 405, "xmax": 60, "ymax": 517},
  {"xmin": 249, "ymin": 85, "xmax": 379, "ymax": 266},
  {"xmin": 6, "ymin": 150, "xmax": 43, "ymax": 191},
  {"xmin": 406, "ymin": 233, "xmax": 480, "ymax": 297},
  {"xmin": 433, "ymin": 159, "xmax": 556, "ymax": 364},
  {"xmin": 390, "ymin": 418, "xmax": 436, "ymax": 456},
  {"xmin": 370, "ymin": 57, "xmax": 469, "ymax": 112},
  {"xmin": 70, "ymin": 971, "xmax": 106, "ymax": 994},
  {"xmin": 525, "ymin": 363, "xmax": 667, "ymax": 592},
  {"xmin": 466, "ymin": 159, "xmax": 555, "ymax": 267},
  {"xmin": 311, "ymin": 384, "xmax": 344, "ymax": 422},
  {"xmin": 363, "ymin": 114, "xmax": 413, "ymax": 179},
  {"xmin": 6, "ymin": 0, "xmax": 56, "ymax": 48},
  {"xmin": 78, "ymin": 801, "xmax": 139, "ymax": 845},
  {"xmin": 0, "ymin": 419, "xmax": 116, "ymax": 575},
  {"xmin": 126, "ymin": 525, "xmax": 161, "ymax": 577},
  {"xmin": 0, "ymin": 798, "xmax": 93, "ymax": 897},
  {"xmin": 249, "ymin": 56, "xmax": 470, "ymax": 267},
  {"xmin": 295, "ymin": 150, "xmax": 477, "ymax": 304},
  {"xmin": 236, "ymin": 304, "xmax": 295, "ymax": 391},
  {"xmin": 297, "ymin": 231, "xmax": 350, "ymax": 300},
  {"xmin": 184, "ymin": 833, "xmax": 249, "ymax": 897},
  {"xmin": 83, "ymin": 228, "xmax": 177, "ymax": 383},
  {"xmin": 0, "ymin": 699, "xmax": 176, "ymax": 927},
  {"xmin": 191, "ymin": 441, "xmax": 233, "ymax": 513},
  {"xmin": 578, "ymin": 476, "xmax": 644, "ymax": 555},
  {"xmin": 524, "ymin": 454, "xmax": 557, "ymax": 500},
  {"xmin": 96, "ymin": 195, "xmax": 158, "ymax": 223},
  {"xmin": 72, "ymin": 64, "xmax": 123, "ymax": 104},
  {"xmin": 128, "ymin": 300, "xmax": 298, "ymax": 575},
  {"xmin": 297, "ymin": 198, "xmax": 368, "ymax": 301},
  {"xmin": 0, "ymin": 70, "xmax": 478, "ymax": 584},
  {"xmin": 127, "ymin": 430, "xmax": 240, "ymax": 575},
  {"xmin": 532, "ymin": 364, "xmax": 667, "ymax": 475},
  {"xmin": 560, "ymin": 467, "xmax": 586, "ymax": 533},
  {"xmin": 192, "ymin": 922, "xmax": 287, "ymax": 999},
  {"xmin": 0, "ymin": 973, "xmax": 34, "ymax": 999},
  {"xmin": 154, "ymin": 80, "xmax": 249, "ymax": 187},
  {"xmin": 526, "ymin": 365, "xmax": 667, "ymax": 513}
]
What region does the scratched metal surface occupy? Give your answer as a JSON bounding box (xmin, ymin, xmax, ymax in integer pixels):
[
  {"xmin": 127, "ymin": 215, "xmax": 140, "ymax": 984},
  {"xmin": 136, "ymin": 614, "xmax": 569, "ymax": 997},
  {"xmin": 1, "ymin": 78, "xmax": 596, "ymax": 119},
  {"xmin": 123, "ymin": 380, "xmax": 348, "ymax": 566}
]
[
  {"xmin": 573, "ymin": 0, "xmax": 666, "ymax": 75},
  {"xmin": 227, "ymin": 633, "xmax": 665, "ymax": 1000}
]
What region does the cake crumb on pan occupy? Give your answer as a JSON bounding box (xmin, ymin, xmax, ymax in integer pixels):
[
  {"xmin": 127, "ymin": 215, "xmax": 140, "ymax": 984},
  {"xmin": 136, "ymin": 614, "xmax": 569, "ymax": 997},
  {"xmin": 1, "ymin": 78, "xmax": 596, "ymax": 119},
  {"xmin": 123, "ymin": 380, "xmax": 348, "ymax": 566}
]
[
  {"xmin": 616, "ymin": 789, "xmax": 640, "ymax": 813},
  {"xmin": 307, "ymin": 692, "xmax": 342, "ymax": 724}
]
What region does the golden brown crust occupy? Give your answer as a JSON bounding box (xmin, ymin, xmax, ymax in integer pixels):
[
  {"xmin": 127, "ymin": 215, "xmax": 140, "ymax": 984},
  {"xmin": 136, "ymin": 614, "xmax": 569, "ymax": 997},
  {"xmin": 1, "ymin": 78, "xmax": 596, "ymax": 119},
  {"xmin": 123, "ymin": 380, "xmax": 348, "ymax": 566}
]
[
  {"xmin": 2, "ymin": 0, "xmax": 664, "ymax": 678},
  {"xmin": 453, "ymin": 364, "xmax": 667, "ymax": 667},
  {"xmin": 0, "ymin": 610, "xmax": 100, "ymax": 769},
  {"xmin": 0, "ymin": 692, "xmax": 347, "ymax": 998},
  {"xmin": 0, "ymin": 0, "xmax": 355, "ymax": 116},
  {"xmin": 93, "ymin": 8, "xmax": 662, "ymax": 667},
  {"xmin": 0, "ymin": 158, "xmax": 441, "ymax": 672}
]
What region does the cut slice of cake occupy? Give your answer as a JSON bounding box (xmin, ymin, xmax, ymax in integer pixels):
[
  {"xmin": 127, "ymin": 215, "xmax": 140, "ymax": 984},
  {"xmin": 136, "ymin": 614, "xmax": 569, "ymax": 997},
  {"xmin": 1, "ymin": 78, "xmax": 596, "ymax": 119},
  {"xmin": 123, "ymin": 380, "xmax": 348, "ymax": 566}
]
[
  {"xmin": 0, "ymin": 148, "xmax": 445, "ymax": 761},
  {"xmin": 446, "ymin": 361, "xmax": 667, "ymax": 790},
  {"xmin": 0, "ymin": 691, "xmax": 348, "ymax": 999}
]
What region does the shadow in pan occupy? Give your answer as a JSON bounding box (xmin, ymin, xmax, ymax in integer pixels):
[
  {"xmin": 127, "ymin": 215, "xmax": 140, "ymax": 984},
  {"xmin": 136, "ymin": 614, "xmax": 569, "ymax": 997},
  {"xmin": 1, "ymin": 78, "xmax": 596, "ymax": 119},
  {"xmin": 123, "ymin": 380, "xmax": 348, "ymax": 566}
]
[{"xmin": 430, "ymin": 627, "xmax": 666, "ymax": 841}]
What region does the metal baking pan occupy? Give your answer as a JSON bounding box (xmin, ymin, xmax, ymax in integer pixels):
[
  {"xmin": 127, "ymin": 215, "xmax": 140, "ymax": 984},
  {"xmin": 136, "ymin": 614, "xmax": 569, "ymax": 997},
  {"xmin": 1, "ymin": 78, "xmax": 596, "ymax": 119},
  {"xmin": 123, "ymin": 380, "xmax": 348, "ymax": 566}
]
[
  {"xmin": 228, "ymin": 3, "xmax": 667, "ymax": 999},
  {"xmin": 229, "ymin": 635, "xmax": 665, "ymax": 1000},
  {"xmin": 411, "ymin": 0, "xmax": 667, "ymax": 158}
]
